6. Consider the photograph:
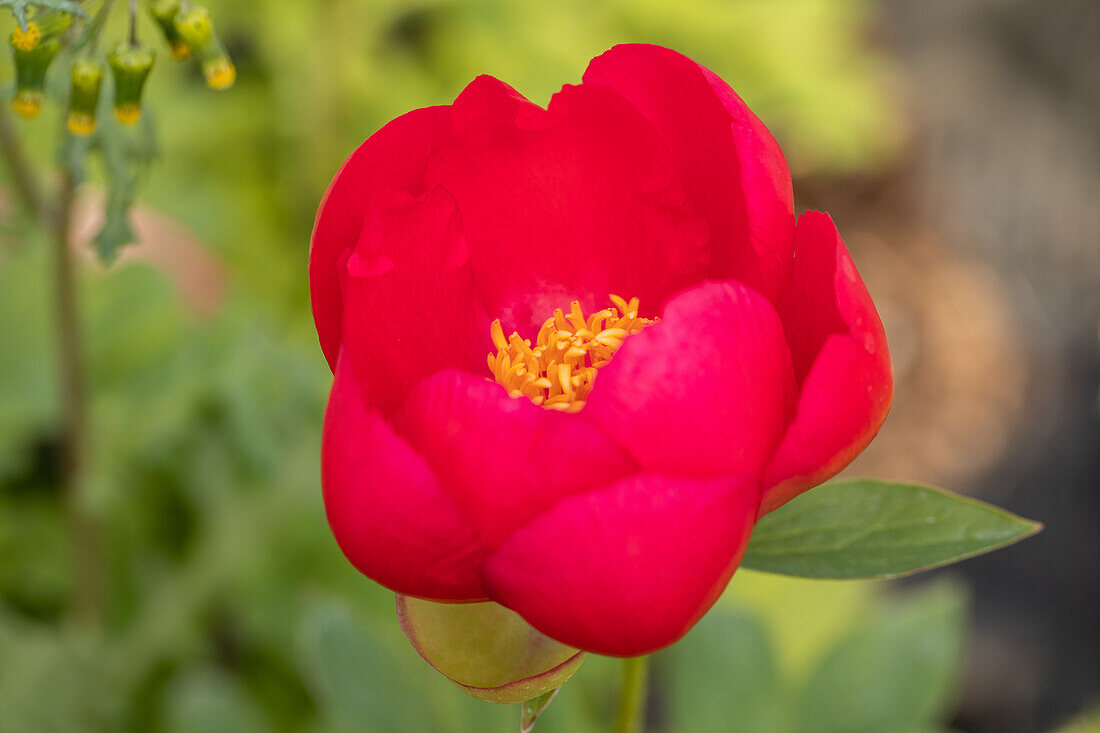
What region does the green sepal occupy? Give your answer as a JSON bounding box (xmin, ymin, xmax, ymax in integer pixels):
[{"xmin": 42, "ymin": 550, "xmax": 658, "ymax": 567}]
[
  {"xmin": 108, "ymin": 42, "xmax": 156, "ymax": 124},
  {"xmin": 11, "ymin": 36, "xmax": 60, "ymax": 118},
  {"xmin": 520, "ymin": 689, "xmax": 560, "ymax": 733},
  {"xmin": 397, "ymin": 596, "xmax": 584, "ymax": 705},
  {"xmin": 67, "ymin": 58, "xmax": 105, "ymax": 136}
]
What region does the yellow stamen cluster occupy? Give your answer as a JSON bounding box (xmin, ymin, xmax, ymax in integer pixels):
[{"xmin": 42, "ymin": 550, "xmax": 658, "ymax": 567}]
[
  {"xmin": 203, "ymin": 58, "xmax": 236, "ymax": 90},
  {"xmin": 114, "ymin": 104, "xmax": 142, "ymax": 125},
  {"xmin": 12, "ymin": 23, "xmax": 40, "ymax": 52},
  {"xmin": 488, "ymin": 295, "xmax": 653, "ymax": 413},
  {"xmin": 170, "ymin": 40, "xmax": 192, "ymax": 60},
  {"xmin": 12, "ymin": 92, "xmax": 42, "ymax": 119},
  {"xmin": 66, "ymin": 113, "xmax": 96, "ymax": 137}
]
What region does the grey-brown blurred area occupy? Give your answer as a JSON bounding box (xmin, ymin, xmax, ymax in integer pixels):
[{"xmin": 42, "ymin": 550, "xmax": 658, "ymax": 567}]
[{"xmin": 846, "ymin": 0, "xmax": 1100, "ymax": 730}]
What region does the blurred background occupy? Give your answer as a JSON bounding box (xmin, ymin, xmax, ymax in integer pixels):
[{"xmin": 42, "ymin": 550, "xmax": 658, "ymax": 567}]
[{"xmin": 0, "ymin": 0, "xmax": 1096, "ymax": 731}]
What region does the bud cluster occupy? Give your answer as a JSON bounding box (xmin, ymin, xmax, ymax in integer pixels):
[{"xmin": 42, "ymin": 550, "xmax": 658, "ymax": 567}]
[{"xmin": 7, "ymin": 1, "xmax": 234, "ymax": 134}]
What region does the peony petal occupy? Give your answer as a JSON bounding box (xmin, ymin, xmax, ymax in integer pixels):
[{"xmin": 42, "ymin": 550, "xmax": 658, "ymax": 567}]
[
  {"xmin": 310, "ymin": 106, "xmax": 453, "ymax": 371},
  {"xmin": 424, "ymin": 75, "xmax": 710, "ymax": 337},
  {"xmin": 761, "ymin": 211, "xmax": 893, "ymax": 513},
  {"xmin": 583, "ymin": 281, "xmax": 796, "ymax": 479},
  {"xmin": 340, "ymin": 186, "xmax": 490, "ymax": 413},
  {"xmin": 322, "ymin": 356, "xmax": 488, "ymax": 600},
  {"xmin": 392, "ymin": 370, "xmax": 638, "ymax": 548},
  {"xmin": 583, "ymin": 43, "xmax": 795, "ymax": 302},
  {"xmin": 484, "ymin": 472, "xmax": 759, "ymax": 656}
]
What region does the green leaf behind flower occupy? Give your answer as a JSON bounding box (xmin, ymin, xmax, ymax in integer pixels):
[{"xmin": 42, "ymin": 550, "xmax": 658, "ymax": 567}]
[{"xmin": 741, "ymin": 479, "xmax": 1041, "ymax": 579}]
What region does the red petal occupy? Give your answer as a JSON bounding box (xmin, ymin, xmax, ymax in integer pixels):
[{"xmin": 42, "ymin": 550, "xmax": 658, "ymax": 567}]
[
  {"xmin": 761, "ymin": 212, "xmax": 893, "ymax": 513},
  {"xmin": 340, "ymin": 186, "xmax": 489, "ymax": 413},
  {"xmin": 584, "ymin": 44, "xmax": 795, "ymax": 302},
  {"xmin": 310, "ymin": 106, "xmax": 453, "ymax": 371},
  {"xmin": 392, "ymin": 370, "xmax": 638, "ymax": 548},
  {"xmin": 424, "ymin": 75, "xmax": 710, "ymax": 337},
  {"xmin": 583, "ymin": 281, "xmax": 796, "ymax": 479},
  {"xmin": 322, "ymin": 356, "xmax": 488, "ymax": 600},
  {"xmin": 483, "ymin": 472, "xmax": 758, "ymax": 656}
]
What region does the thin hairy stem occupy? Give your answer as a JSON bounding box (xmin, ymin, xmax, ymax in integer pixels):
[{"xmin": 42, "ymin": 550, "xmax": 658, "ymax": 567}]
[
  {"xmin": 128, "ymin": 0, "xmax": 138, "ymax": 46},
  {"xmin": 52, "ymin": 170, "xmax": 102, "ymax": 623}
]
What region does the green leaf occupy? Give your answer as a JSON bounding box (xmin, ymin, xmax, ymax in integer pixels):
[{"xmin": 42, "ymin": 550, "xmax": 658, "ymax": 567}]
[
  {"xmin": 0, "ymin": 0, "xmax": 87, "ymax": 30},
  {"xmin": 793, "ymin": 582, "xmax": 966, "ymax": 733},
  {"xmin": 742, "ymin": 479, "xmax": 1041, "ymax": 579},
  {"xmin": 662, "ymin": 608, "xmax": 785, "ymax": 733},
  {"xmin": 90, "ymin": 113, "xmax": 159, "ymax": 262},
  {"xmin": 297, "ymin": 601, "xmax": 441, "ymax": 733},
  {"xmin": 164, "ymin": 666, "xmax": 270, "ymax": 733}
]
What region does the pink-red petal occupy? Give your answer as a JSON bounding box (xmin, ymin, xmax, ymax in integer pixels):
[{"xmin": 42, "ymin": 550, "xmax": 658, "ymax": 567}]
[
  {"xmin": 423, "ymin": 75, "xmax": 710, "ymax": 337},
  {"xmin": 322, "ymin": 356, "xmax": 488, "ymax": 600},
  {"xmin": 392, "ymin": 370, "xmax": 638, "ymax": 549},
  {"xmin": 762, "ymin": 211, "xmax": 893, "ymax": 513},
  {"xmin": 583, "ymin": 281, "xmax": 796, "ymax": 479},
  {"xmin": 583, "ymin": 43, "xmax": 795, "ymax": 302},
  {"xmin": 483, "ymin": 472, "xmax": 759, "ymax": 656},
  {"xmin": 340, "ymin": 186, "xmax": 490, "ymax": 413},
  {"xmin": 310, "ymin": 106, "xmax": 453, "ymax": 371}
]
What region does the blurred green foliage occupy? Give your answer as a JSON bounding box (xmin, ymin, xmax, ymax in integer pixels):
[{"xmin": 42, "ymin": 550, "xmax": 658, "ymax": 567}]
[
  {"xmin": 0, "ymin": 1, "xmax": 928, "ymax": 731},
  {"xmin": 1, "ymin": 0, "xmax": 902, "ymax": 309}
]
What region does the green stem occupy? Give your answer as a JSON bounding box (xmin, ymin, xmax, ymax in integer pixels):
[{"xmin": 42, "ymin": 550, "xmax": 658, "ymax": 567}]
[
  {"xmin": 612, "ymin": 656, "xmax": 649, "ymax": 733},
  {"xmin": 52, "ymin": 169, "xmax": 102, "ymax": 624},
  {"xmin": 128, "ymin": 0, "xmax": 138, "ymax": 46}
]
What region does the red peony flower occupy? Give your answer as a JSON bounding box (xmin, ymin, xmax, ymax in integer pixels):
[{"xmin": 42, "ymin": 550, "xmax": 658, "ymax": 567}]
[{"xmin": 310, "ymin": 43, "xmax": 892, "ymax": 657}]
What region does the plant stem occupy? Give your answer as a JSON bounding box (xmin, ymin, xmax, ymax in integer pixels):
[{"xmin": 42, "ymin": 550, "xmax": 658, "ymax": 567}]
[
  {"xmin": 52, "ymin": 169, "xmax": 102, "ymax": 624},
  {"xmin": 612, "ymin": 656, "xmax": 649, "ymax": 733},
  {"xmin": 128, "ymin": 0, "xmax": 138, "ymax": 46},
  {"xmin": 0, "ymin": 106, "xmax": 47, "ymax": 224}
]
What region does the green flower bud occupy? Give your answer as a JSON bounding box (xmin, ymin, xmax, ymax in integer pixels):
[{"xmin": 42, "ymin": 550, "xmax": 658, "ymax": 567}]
[
  {"xmin": 67, "ymin": 58, "xmax": 105, "ymax": 137},
  {"xmin": 108, "ymin": 42, "xmax": 155, "ymax": 125},
  {"xmin": 173, "ymin": 5, "xmax": 234, "ymax": 89},
  {"xmin": 11, "ymin": 37, "xmax": 61, "ymax": 118},
  {"xmin": 148, "ymin": 0, "xmax": 190, "ymax": 60}
]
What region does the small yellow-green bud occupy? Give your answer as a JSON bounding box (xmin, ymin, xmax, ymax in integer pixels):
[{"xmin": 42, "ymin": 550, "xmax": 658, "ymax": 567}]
[
  {"xmin": 108, "ymin": 42, "xmax": 155, "ymax": 125},
  {"xmin": 148, "ymin": 0, "xmax": 191, "ymax": 60},
  {"xmin": 173, "ymin": 5, "xmax": 235, "ymax": 90},
  {"xmin": 11, "ymin": 37, "xmax": 61, "ymax": 119},
  {"xmin": 67, "ymin": 58, "xmax": 105, "ymax": 137}
]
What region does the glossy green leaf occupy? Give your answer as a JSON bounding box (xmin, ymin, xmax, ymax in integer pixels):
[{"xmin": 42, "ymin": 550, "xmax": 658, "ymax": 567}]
[
  {"xmin": 793, "ymin": 582, "xmax": 966, "ymax": 733},
  {"xmin": 742, "ymin": 479, "xmax": 1041, "ymax": 579}
]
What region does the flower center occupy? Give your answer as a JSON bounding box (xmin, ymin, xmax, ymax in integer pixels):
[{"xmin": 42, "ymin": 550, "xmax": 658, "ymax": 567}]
[{"xmin": 487, "ymin": 295, "xmax": 653, "ymax": 413}]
